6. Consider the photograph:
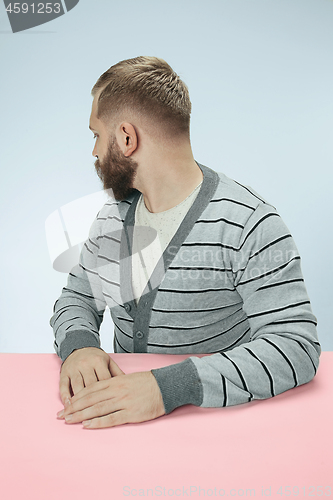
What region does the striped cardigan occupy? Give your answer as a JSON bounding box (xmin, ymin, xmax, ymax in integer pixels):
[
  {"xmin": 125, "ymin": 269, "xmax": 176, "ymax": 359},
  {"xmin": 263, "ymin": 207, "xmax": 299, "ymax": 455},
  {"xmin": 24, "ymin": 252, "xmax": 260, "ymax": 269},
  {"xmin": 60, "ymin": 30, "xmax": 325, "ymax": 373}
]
[{"xmin": 50, "ymin": 163, "xmax": 321, "ymax": 414}]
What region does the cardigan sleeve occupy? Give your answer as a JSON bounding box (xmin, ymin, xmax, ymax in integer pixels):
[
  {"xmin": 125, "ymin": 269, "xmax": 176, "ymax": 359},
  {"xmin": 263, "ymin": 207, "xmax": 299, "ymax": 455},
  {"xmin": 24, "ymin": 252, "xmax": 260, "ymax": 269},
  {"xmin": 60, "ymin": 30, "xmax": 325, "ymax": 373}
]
[
  {"xmin": 151, "ymin": 203, "xmax": 321, "ymax": 414},
  {"xmin": 50, "ymin": 213, "xmax": 107, "ymax": 363}
]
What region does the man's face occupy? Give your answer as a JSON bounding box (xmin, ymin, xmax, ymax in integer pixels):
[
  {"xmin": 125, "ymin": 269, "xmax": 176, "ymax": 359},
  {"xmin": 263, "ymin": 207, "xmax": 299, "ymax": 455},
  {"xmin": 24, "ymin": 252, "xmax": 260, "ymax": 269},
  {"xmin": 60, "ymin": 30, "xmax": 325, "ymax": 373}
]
[
  {"xmin": 94, "ymin": 136, "xmax": 138, "ymax": 201},
  {"xmin": 89, "ymin": 96, "xmax": 138, "ymax": 201}
]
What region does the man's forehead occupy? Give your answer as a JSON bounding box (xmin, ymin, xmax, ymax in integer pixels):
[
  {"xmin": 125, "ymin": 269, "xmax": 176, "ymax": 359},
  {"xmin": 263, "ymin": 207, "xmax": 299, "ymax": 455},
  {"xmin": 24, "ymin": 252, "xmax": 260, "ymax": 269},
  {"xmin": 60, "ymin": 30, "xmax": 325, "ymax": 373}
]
[{"xmin": 89, "ymin": 98, "xmax": 99, "ymax": 130}]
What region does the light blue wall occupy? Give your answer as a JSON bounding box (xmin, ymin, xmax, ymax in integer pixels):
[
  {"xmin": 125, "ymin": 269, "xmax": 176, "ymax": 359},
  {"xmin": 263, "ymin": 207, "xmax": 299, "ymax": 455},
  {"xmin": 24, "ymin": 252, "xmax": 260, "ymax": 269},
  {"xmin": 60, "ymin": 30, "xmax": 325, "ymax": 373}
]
[{"xmin": 0, "ymin": 0, "xmax": 332, "ymax": 353}]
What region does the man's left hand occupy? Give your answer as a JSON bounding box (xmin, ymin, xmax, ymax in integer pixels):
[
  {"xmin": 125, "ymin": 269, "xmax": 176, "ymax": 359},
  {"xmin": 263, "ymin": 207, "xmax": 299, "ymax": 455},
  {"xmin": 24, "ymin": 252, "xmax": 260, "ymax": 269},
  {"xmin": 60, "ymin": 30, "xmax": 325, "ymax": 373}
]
[{"xmin": 56, "ymin": 359, "xmax": 165, "ymax": 428}]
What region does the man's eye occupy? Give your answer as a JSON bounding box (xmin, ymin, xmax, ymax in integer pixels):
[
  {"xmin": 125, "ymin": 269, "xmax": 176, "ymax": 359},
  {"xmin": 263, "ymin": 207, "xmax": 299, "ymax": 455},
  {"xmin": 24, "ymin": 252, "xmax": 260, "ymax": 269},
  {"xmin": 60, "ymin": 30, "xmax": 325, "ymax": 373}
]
[{"xmin": 93, "ymin": 134, "xmax": 98, "ymax": 139}]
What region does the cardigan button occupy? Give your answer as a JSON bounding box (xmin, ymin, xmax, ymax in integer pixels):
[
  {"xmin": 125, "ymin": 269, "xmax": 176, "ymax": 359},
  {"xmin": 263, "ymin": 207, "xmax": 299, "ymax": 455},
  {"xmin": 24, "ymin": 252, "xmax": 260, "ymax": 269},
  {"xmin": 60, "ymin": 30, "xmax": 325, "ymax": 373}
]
[
  {"xmin": 125, "ymin": 303, "xmax": 131, "ymax": 312},
  {"xmin": 135, "ymin": 331, "xmax": 144, "ymax": 339}
]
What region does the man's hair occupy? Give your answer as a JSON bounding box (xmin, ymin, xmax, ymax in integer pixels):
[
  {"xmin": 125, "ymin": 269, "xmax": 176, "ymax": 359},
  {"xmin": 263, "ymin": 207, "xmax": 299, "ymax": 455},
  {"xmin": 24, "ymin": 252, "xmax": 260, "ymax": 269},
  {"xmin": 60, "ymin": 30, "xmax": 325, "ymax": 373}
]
[{"xmin": 91, "ymin": 56, "xmax": 192, "ymax": 137}]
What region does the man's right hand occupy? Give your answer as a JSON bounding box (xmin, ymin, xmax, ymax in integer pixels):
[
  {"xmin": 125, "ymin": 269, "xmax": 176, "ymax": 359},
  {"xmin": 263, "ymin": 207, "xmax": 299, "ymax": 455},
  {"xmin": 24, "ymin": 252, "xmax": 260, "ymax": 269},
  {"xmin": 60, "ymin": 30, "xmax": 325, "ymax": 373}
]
[{"xmin": 59, "ymin": 347, "xmax": 113, "ymax": 407}]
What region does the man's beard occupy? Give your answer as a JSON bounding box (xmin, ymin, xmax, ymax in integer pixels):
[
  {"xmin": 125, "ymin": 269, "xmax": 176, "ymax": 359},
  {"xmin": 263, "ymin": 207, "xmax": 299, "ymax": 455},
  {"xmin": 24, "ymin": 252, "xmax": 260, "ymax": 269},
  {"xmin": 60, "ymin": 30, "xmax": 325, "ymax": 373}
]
[{"xmin": 94, "ymin": 137, "xmax": 138, "ymax": 201}]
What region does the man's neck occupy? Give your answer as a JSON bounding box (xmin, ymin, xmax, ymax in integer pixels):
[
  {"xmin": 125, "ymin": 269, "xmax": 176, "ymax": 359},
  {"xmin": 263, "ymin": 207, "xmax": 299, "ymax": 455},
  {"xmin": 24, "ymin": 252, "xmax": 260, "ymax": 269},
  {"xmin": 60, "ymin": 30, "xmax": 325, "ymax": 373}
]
[{"xmin": 134, "ymin": 146, "xmax": 203, "ymax": 214}]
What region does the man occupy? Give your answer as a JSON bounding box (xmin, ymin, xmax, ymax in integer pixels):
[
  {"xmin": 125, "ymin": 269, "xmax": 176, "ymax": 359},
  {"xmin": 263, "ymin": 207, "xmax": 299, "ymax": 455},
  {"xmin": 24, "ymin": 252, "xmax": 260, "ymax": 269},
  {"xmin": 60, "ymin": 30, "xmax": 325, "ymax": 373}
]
[{"xmin": 51, "ymin": 56, "xmax": 320, "ymax": 429}]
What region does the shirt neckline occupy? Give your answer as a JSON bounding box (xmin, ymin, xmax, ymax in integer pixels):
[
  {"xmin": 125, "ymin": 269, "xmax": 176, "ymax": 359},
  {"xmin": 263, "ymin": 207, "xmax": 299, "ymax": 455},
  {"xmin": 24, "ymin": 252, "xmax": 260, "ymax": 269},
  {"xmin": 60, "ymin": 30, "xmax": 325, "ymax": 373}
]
[{"xmin": 140, "ymin": 180, "xmax": 204, "ymax": 216}]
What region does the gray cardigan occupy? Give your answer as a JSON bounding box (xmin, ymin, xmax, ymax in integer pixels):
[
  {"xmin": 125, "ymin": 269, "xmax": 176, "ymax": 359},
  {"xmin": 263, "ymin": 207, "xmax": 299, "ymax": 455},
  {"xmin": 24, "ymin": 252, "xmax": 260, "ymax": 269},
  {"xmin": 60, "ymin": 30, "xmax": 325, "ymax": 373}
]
[{"xmin": 50, "ymin": 163, "xmax": 321, "ymax": 414}]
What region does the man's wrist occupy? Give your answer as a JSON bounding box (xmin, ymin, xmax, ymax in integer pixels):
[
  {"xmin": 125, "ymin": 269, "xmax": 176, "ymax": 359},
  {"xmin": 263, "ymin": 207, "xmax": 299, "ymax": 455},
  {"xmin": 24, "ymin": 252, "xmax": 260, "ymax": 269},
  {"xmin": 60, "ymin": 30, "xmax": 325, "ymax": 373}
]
[
  {"xmin": 60, "ymin": 345, "xmax": 104, "ymax": 368},
  {"xmin": 58, "ymin": 330, "xmax": 102, "ymax": 363},
  {"xmin": 151, "ymin": 357, "xmax": 203, "ymax": 414}
]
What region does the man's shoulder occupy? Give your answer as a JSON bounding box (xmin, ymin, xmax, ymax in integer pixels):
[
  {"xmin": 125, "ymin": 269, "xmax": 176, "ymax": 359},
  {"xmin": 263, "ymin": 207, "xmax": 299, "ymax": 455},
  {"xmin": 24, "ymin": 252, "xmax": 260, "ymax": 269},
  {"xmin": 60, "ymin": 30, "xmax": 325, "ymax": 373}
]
[
  {"xmin": 199, "ymin": 167, "xmax": 278, "ymax": 229},
  {"xmin": 97, "ymin": 190, "xmax": 139, "ymax": 219},
  {"xmin": 88, "ymin": 190, "xmax": 139, "ymax": 239},
  {"xmin": 213, "ymin": 170, "xmax": 275, "ymax": 209}
]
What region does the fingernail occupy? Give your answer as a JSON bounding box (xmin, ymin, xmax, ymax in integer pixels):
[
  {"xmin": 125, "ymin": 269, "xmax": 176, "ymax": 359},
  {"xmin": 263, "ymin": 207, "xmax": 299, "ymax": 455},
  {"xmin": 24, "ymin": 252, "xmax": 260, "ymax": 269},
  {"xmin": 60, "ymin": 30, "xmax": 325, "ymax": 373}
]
[
  {"xmin": 83, "ymin": 420, "xmax": 91, "ymax": 427},
  {"xmin": 65, "ymin": 414, "xmax": 73, "ymax": 422},
  {"xmin": 57, "ymin": 410, "xmax": 64, "ymax": 418},
  {"xmin": 64, "ymin": 398, "xmax": 71, "ymax": 408}
]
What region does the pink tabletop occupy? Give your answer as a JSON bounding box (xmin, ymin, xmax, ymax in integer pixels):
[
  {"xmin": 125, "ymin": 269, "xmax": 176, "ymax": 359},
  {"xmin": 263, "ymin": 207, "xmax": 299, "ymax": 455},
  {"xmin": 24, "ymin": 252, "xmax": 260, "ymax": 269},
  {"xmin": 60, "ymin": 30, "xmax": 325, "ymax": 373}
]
[{"xmin": 0, "ymin": 352, "xmax": 332, "ymax": 500}]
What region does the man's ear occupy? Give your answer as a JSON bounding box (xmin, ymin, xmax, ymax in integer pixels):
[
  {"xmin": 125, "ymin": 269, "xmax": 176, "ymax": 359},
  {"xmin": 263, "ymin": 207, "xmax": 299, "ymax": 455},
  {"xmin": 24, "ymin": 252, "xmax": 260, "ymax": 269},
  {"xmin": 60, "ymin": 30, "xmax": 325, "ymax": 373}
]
[{"xmin": 116, "ymin": 122, "xmax": 138, "ymax": 157}]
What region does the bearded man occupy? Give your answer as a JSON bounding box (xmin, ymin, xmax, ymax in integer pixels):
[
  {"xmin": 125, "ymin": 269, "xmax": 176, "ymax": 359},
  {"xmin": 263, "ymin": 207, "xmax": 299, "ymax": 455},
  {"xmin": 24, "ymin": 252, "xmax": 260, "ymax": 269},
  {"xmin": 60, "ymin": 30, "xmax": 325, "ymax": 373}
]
[{"xmin": 51, "ymin": 56, "xmax": 320, "ymax": 429}]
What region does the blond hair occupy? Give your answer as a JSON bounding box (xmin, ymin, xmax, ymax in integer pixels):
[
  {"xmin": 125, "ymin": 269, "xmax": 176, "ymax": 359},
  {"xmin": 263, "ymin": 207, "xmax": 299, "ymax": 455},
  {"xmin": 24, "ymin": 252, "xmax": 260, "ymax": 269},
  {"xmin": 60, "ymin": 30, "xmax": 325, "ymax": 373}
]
[{"xmin": 91, "ymin": 56, "xmax": 191, "ymax": 137}]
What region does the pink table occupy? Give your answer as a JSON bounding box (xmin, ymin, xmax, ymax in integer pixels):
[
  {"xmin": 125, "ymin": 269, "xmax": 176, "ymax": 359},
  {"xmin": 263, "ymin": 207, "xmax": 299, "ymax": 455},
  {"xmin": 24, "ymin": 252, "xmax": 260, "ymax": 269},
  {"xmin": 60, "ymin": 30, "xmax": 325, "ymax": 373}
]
[{"xmin": 0, "ymin": 352, "xmax": 332, "ymax": 500}]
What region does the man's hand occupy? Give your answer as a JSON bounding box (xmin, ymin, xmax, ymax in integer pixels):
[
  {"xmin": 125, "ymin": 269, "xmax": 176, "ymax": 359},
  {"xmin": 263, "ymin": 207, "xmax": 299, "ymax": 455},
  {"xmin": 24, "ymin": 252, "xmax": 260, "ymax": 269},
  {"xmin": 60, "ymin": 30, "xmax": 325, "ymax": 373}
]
[
  {"xmin": 59, "ymin": 347, "xmax": 114, "ymax": 407},
  {"xmin": 57, "ymin": 359, "xmax": 166, "ymax": 428}
]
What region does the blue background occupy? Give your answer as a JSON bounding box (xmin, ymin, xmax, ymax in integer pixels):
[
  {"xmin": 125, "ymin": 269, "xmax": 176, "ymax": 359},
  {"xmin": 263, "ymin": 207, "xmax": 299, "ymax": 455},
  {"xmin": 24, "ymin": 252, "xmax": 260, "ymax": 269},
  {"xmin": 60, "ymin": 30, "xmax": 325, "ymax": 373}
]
[{"xmin": 0, "ymin": 0, "xmax": 332, "ymax": 353}]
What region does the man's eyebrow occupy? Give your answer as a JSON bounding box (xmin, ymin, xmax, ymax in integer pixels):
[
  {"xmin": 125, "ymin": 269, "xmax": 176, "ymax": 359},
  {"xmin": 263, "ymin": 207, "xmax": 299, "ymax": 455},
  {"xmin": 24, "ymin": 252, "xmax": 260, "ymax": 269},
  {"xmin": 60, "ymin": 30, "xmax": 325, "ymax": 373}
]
[{"xmin": 89, "ymin": 125, "xmax": 97, "ymax": 131}]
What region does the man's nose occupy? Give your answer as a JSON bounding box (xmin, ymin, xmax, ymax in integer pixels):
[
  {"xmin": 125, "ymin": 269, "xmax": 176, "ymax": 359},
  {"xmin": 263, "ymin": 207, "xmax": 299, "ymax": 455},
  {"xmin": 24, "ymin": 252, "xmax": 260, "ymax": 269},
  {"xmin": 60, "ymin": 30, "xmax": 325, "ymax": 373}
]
[{"xmin": 92, "ymin": 144, "xmax": 98, "ymax": 158}]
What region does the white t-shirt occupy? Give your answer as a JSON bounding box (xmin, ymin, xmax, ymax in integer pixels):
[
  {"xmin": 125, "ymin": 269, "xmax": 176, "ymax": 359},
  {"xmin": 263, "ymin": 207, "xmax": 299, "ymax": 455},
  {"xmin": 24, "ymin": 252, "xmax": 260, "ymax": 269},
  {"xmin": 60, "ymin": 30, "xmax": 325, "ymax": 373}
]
[{"xmin": 132, "ymin": 181, "xmax": 203, "ymax": 304}]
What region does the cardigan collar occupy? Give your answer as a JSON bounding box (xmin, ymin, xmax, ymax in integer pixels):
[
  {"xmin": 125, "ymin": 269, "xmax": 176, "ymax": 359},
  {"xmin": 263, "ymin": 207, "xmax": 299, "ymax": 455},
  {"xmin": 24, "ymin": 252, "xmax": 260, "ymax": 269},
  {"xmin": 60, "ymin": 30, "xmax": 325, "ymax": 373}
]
[{"xmin": 118, "ymin": 162, "xmax": 220, "ymax": 333}]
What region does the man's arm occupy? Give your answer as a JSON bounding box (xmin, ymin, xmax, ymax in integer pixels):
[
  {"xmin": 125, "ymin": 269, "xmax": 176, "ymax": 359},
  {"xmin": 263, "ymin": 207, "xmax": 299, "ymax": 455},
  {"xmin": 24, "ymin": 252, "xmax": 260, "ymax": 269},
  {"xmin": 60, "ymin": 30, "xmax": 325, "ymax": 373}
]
[
  {"xmin": 151, "ymin": 202, "xmax": 321, "ymax": 413},
  {"xmin": 50, "ymin": 254, "xmax": 106, "ymax": 363},
  {"xmin": 50, "ymin": 207, "xmax": 111, "ymax": 403}
]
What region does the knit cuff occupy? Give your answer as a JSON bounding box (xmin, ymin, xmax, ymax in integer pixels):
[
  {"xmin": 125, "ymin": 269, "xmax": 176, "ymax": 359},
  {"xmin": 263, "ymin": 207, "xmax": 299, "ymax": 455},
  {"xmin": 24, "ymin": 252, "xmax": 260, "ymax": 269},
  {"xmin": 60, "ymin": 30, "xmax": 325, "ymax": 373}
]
[
  {"xmin": 151, "ymin": 357, "xmax": 203, "ymax": 414},
  {"xmin": 59, "ymin": 330, "xmax": 102, "ymax": 363}
]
